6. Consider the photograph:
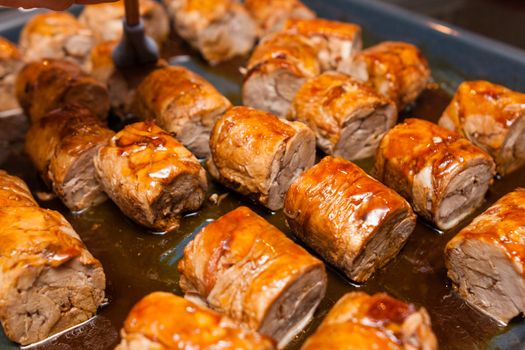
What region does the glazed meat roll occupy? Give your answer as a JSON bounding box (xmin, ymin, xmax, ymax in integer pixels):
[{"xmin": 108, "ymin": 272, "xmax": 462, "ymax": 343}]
[
  {"xmin": 373, "ymin": 118, "xmax": 495, "ymax": 231},
  {"xmin": 179, "ymin": 206, "xmax": 327, "ymax": 347},
  {"xmin": 288, "ymin": 72, "xmax": 397, "ymax": 160},
  {"xmin": 245, "ymin": 0, "xmax": 315, "ymax": 37},
  {"xmin": 16, "ymin": 59, "xmax": 110, "ymax": 122},
  {"xmin": 164, "ymin": 0, "xmax": 257, "ymax": 64},
  {"xmin": 79, "ymin": 0, "xmax": 169, "ymax": 45},
  {"xmin": 94, "ymin": 121, "xmax": 207, "ymax": 232},
  {"xmin": 284, "ymin": 156, "xmax": 416, "ymax": 282},
  {"xmin": 132, "ymin": 66, "xmax": 232, "ymax": 158},
  {"xmin": 439, "ymin": 80, "xmax": 525, "ymax": 176},
  {"xmin": 19, "ymin": 12, "xmax": 94, "ymax": 69},
  {"xmin": 445, "ymin": 189, "xmax": 525, "ymax": 325},
  {"xmin": 25, "ymin": 105, "xmax": 114, "ymax": 211},
  {"xmin": 0, "ymin": 172, "xmax": 105, "ymax": 346},
  {"xmin": 116, "ymin": 292, "xmax": 276, "ymax": 350},
  {"xmin": 340, "ymin": 41, "xmax": 430, "ymax": 110},
  {"xmin": 208, "ymin": 106, "xmax": 315, "ymax": 211},
  {"xmin": 301, "ymin": 292, "xmax": 437, "ymax": 350},
  {"xmin": 285, "ymin": 18, "xmax": 362, "ymax": 71},
  {"xmin": 243, "ymin": 32, "xmax": 320, "ymax": 117}
]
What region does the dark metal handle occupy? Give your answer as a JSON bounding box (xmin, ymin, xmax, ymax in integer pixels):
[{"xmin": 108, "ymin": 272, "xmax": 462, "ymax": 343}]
[{"xmin": 124, "ymin": 0, "xmax": 140, "ymax": 27}]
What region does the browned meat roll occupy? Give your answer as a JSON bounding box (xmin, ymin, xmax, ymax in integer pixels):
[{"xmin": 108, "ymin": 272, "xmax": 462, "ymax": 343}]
[
  {"xmin": 284, "ymin": 156, "xmax": 416, "ymax": 282},
  {"xmin": 288, "ymin": 72, "xmax": 397, "ymax": 160},
  {"xmin": 445, "ymin": 189, "xmax": 525, "ymax": 325},
  {"xmin": 340, "ymin": 41, "xmax": 431, "ymax": 110},
  {"xmin": 116, "ymin": 292, "xmax": 276, "ymax": 350},
  {"xmin": 179, "ymin": 206, "xmax": 327, "ymax": 347},
  {"xmin": 164, "ymin": 0, "xmax": 257, "ymax": 64},
  {"xmin": 94, "ymin": 121, "xmax": 207, "ymax": 232},
  {"xmin": 0, "ymin": 171, "xmax": 105, "ymax": 346},
  {"xmin": 19, "ymin": 12, "xmax": 94, "ymax": 70},
  {"xmin": 285, "ymin": 18, "xmax": 362, "ymax": 71},
  {"xmin": 208, "ymin": 106, "xmax": 315, "ymax": 211},
  {"xmin": 373, "ymin": 118, "xmax": 496, "ymax": 231},
  {"xmin": 243, "ymin": 32, "xmax": 320, "ymax": 117},
  {"xmin": 16, "ymin": 59, "xmax": 110, "ymax": 122},
  {"xmin": 301, "ymin": 292, "xmax": 437, "ymax": 350},
  {"xmin": 245, "ymin": 0, "xmax": 315, "ymax": 37},
  {"xmin": 132, "ymin": 66, "xmax": 232, "ymax": 158},
  {"xmin": 439, "ymin": 80, "xmax": 525, "ymax": 176},
  {"xmin": 25, "ymin": 105, "xmax": 114, "ymax": 212}
]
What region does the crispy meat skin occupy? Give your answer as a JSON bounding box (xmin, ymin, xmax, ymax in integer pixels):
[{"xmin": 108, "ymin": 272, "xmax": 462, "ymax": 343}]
[
  {"xmin": 94, "ymin": 121, "xmax": 207, "ymax": 232},
  {"xmin": 179, "ymin": 207, "xmax": 327, "ymax": 346},
  {"xmin": 284, "ymin": 156, "xmax": 416, "ymax": 282},
  {"xmin": 116, "ymin": 292, "xmax": 275, "ymax": 350},
  {"xmin": 301, "ymin": 292, "xmax": 437, "ymax": 350},
  {"xmin": 288, "ymin": 72, "xmax": 397, "ymax": 160},
  {"xmin": 0, "ymin": 37, "xmax": 23, "ymax": 111},
  {"xmin": 446, "ymin": 189, "xmax": 525, "ymax": 325},
  {"xmin": 0, "ymin": 170, "xmax": 37, "ymax": 207},
  {"xmin": 373, "ymin": 118, "xmax": 496, "ymax": 230},
  {"xmin": 132, "ymin": 66, "xmax": 232, "ymax": 158},
  {"xmin": 207, "ymin": 106, "xmax": 315, "ymax": 211},
  {"xmin": 439, "ymin": 80, "xmax": 525, "ymax": 175}
]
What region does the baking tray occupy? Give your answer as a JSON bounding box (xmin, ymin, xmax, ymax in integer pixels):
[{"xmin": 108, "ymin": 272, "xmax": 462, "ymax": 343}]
[{"xmin": 2, "ymin": 0, "xmax": 525, "ymax": 349}]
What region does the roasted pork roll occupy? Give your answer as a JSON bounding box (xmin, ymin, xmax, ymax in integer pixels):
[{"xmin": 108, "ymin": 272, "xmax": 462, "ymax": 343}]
[
  {"xmin": 373, "ymin": 118, "xmax": 495, "ymax": 231},
  {"xmin": 245, "ymin": 0, "xmax": 315, "ymax": 37},
  {"xmin": 301, "ymin": 292, "xmax": 437, "ymax": 350},
  {"xmin": 16, "ymin": 59, "xmax": 110, "ymax": 122},
  {"xmin": 439, "ymin": 80, "xmax": 525, "ymax": 176},
  {"xmin": 132, "ymin": 66, "xmax": 232, "ymax": 158},
  {"xmin": 207, "ymin": 106, "xmax": 315, "ymax": 211},
  {"xmin": 179, "ymin": 206, "xmax": 327, "ymax": 347},
  {"xmin": 285, "ymin": 18, "xmax": 362, "ymax": 71},
  {"xmin": 19, "ymin": 12, "xmax": 94, "ymax": 69},
  {"xmin": 243, "ymin": 32, "xmax": 320, "ymax": 118},
  {"xmin": 340, "ymin": 41, "xmax": 430, "ymax": 110},
  {"xmin": 79, "ymin": 0, "xmax": 169, "ymax": 46},
  {"xmin": 284, "ymin": 156, "xmax": 416, "ymax": 282},
  {"xmin": 94, "ymin": 121, "xmax": 207, "ymax": 232},
  {"xmin": 445, "ymin": 189, "xmax": 525, "ymax": 325},
  {"xmin": 0, "ymin": 172, "xmax": 105, "ymax": 346},
  {"xmin": 25, "ymin": 105, "xmax": 114, "ymax": 211},
  {"xmin": 116, "ymin": 292, "xmax": 276, "ymax": 350},
  {"xmin": 288, "ymin": 72, "xmax": 397, "ymax": 160},
  {"xmin": 164, "ymin": 0, "xmax": 257, "ymax": 64}
]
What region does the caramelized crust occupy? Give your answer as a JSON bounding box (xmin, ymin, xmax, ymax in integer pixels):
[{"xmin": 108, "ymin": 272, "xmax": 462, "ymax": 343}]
[
  {"xmin": 116, "ymin": 292, "xmax": 276, "ymax": 350},
  {"xmin": 439, "ymin": 80, "xmax": 525, "ymax": 175},
  {"xmin": 0, "ymin": 170, "xmax": 37, "ymax": 207}
]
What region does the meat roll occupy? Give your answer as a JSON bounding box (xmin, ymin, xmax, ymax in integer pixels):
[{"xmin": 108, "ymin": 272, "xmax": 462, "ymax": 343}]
[
  {"xmin": 116, "ymin": 292, "xmax": 276, "ymax": 350},
  {"xmin": 94, "ymin": 121, "xmax": 207, "ymax": 232},
  {"xmin": 243, "ymin": 32, "xmax": 320, "ymax": 118},
  {"xmin": 164, "ymin": 0, "xmax": 257, "ymax": 64},
  {"xmin": 16, "ymin": 59, "xmax": 110, "ymax": 122},
  {"xmin": 19, "ymin": 12, "xmax": 94, "ymax": 70},
  {"xmin": 25, "ymin": 105, "xmax": 114, "ymax": 211},
  {"xmin": 445, "ymin": 189, "xmax": 525, "ymax": 325},
  {"xmin": 373, "ymin": 118, "xmax": 495, "ymax": 231},
  {"xmin": 340, "ymin": 41, "xmax": 430, "ymax": 110},
  {"xmin": 285, "ymin": 18, "xmax": 362, "ymax": 71},
  {"xmin": 79, "ymin": 0, "xmax": 169, "ymax": 46},
  {"xmin": 301, "ymin": 292, "xmax": 437, "ymax": 350},
  {"xmin": 284, "ymin": 156, "xmax": 416, "ymax": 282},
  {"xmin": 132, "ymin": 66, "xmax": 232, "ymax": 158},
  {"xmin": 288, "ymin": 72, "xmax": 397, "ymax": 160},
  {"xmin": 439, "ymin": 80, "xmax": 525, "ymax": 176},
  {"xmin": 0, "ymin": 172, "xmax": 105, "ymax": 346},
  {"xmin": 179, "ymin": 206, "xmax": 327, "ymax": 347},
  {"xmin": 207, "ymin": 106, "xmax": 315, "ymax": 211},
  {"xmin": 245, "ymin": 0, "xmax": 315, "ymax": 37}
]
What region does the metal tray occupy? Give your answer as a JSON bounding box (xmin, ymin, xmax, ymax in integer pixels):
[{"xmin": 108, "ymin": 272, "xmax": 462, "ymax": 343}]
[{"xmin": 2, "ymin": 0, "xmax": 525, "ymax": 349}]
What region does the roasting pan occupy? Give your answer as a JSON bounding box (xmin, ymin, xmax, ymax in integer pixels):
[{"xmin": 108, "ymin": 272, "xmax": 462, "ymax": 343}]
[{"xmin": 2, "ymin": 0, "xmax": 525, "ymax": 349}]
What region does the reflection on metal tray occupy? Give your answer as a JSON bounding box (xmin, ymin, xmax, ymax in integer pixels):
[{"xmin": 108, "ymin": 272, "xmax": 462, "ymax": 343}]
[{"xmin": 1, "ymin": 0, "xmax": 525, "ymax": 349}]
